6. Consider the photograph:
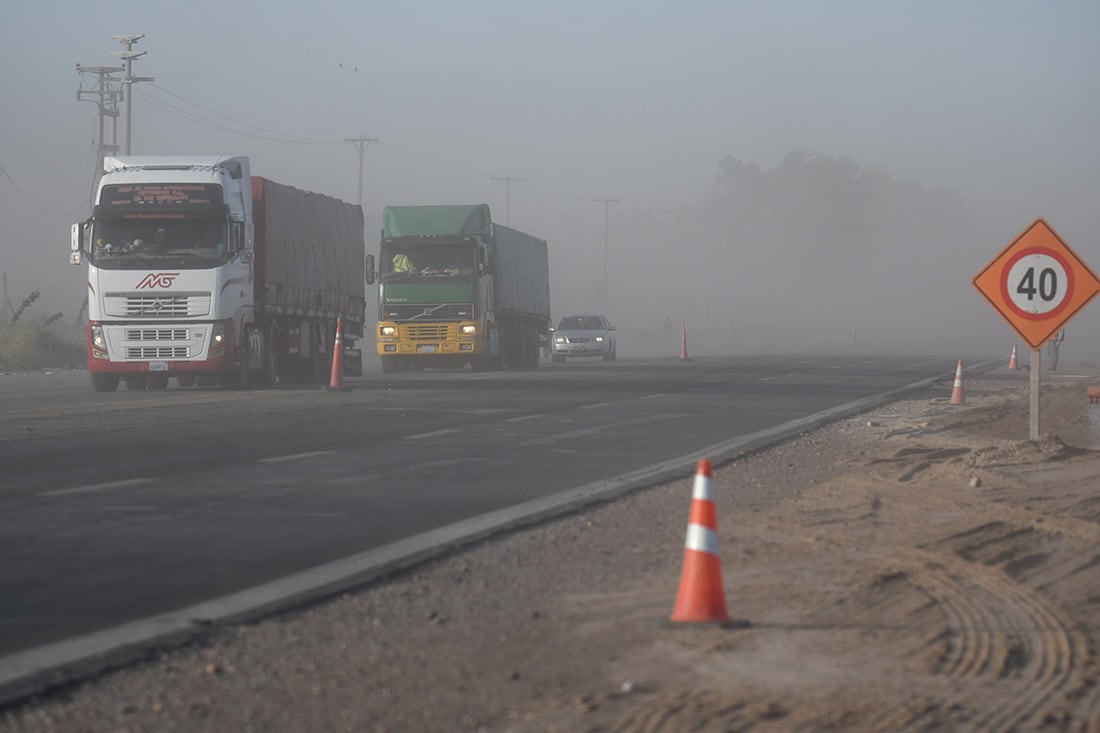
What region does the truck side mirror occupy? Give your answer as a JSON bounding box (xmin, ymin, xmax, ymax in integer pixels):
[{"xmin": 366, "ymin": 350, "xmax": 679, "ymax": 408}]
[
  {"xmin": 70, "ymin": 222, "xmax": 84, "ymax": 265},
  {"xmin": 365, "ymin": 254, "xmax": 376, "ymax": 285},
  {"xmin": 230, "ymin": 221, "xmax": 244, "ymax": 253},
  {"xmin": 479, "ymin": 243, "xmax": 492, "ymax": 275}
]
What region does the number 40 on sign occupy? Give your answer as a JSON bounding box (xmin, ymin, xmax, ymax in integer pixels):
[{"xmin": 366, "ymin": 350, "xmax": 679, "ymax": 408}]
[{"xmin": 972, "ymin": 218, "xmax": 1100, "ymax": 351}]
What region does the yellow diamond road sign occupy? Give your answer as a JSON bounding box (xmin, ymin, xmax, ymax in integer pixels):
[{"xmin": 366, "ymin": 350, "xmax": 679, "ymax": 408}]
[{"xmin": 973, "ymin": 218, "xmax": 1100, "ymax": 350}]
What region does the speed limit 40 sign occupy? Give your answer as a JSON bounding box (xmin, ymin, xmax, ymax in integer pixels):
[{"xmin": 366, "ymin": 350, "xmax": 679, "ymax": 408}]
[{"xmin": 973, "ymin": 218, "xmax": 1100, "ymax": 349}]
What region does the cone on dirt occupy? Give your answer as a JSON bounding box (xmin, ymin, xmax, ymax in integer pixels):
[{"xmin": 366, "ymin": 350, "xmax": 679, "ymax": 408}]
[
  {"xmin": 1008, "ymin": 345, "xmax": 1018, "ymax": 370},
  {"xmin": 679, "ymin": 320, "xmax": 690, "ymax": 362},
  {"xmin": 949, "ymin": 359, "xmax": 966, "ymax": 405},
  {"xmin": 669, "ymin": 459, "xmax": 737, "ymax": 625},
  {"xmin": 325, "ymin": 318, "xmax": 350, "ymax": 392}
]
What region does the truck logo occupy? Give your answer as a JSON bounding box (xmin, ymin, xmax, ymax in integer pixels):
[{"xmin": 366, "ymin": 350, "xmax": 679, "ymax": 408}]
[{"xmin": 136, "ymin": 273, "xmax": 181, "ymax": 289}]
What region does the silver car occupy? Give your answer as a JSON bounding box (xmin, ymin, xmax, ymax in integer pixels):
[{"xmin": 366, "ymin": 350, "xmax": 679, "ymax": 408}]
[{"xmin": 550, "ymin": 314, "xmax": 616, "ymax": 362}]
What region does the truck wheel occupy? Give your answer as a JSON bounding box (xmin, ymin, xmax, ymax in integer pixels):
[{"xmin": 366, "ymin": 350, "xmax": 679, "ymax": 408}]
[
  {"xmin": 91, "ymin": 373, "xmax": 120, "ymax": 392},
  {"xmin": 261, "ymin": 323, "xmax": 280, "ymax": 388},
  {"xmin": 527, "ymin": 325, "xmax": 540, "ymax": 367},
  {"xmin": 308, "ymin": 322, "xmax": 325, "ymax": 384}
]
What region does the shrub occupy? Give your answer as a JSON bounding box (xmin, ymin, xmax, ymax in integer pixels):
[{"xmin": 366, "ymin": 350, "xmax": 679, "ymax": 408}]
[{"xmin": 0, "ymin": 318, "xmax": 85, "ymax": 370}]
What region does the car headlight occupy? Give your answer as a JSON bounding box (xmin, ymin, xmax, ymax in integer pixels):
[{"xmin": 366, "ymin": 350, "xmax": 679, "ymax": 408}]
[
  {"xmin": 460, "ymin": 325, "xmax": 476, "ymax": 335},
  {"xmin": 595, "ymin": 336, "xmax": 604, "ymax": 342},
  {"xmin": 555, "ymin": 336, "xmax": 565, "ymax": 343},
  {"xmin": 380, "ymin": 325, "xmax": 396, "ymax": 336}
]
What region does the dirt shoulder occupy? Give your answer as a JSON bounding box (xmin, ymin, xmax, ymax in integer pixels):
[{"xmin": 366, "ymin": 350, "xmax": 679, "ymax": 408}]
[{"xmin": 5, "ymin": 363, "xmax": 1100, "ymax": 732}]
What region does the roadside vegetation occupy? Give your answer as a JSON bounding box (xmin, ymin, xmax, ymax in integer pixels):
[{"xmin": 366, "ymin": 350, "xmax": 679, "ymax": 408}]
[{"xmin": 0, "ymin": 290, "xmax": 85, "ymax": 370}]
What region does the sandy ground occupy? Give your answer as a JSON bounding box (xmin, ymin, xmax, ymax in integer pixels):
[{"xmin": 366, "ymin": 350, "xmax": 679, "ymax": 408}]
[{"xmin": 4, "ymin": 362, "xmax": 1100, "ymax": 732}]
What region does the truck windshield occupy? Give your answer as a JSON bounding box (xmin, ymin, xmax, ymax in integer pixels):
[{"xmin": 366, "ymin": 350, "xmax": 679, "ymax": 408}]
[
  {"xmin": 90, "ymin": 219, "xmax": 229, "ymax": 270},
  {"xmin": 380, "ymin": 244, "xmax": 476, "ymax": 281}
]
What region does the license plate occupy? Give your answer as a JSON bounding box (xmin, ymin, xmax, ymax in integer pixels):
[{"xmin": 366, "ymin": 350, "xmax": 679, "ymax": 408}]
[
  {"xmin": 148, "ymin": 360, "xmax": 169, "ymax": 371},
  {"xmin": 418, "ymin": 345, "xmax": 437, "ymax": 353}
]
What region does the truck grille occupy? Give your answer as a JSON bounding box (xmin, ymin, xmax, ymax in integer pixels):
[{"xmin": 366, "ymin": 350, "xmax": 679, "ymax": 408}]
[
  {"xmin": 381, "ymin": 303, "xmax": 474, "ymax": 321},
  {"xmin": 407, "ymin": 324, "xmax": 453, "ymax": 340},
  {"xmin": 127, "ymin": 346, "xmax": 191, "ymax": 359},
  {"xmin": 105, "ymin": 292, "xmax": 211, "ymax": 318},
  {"xmin": 125, "ymin": 328, "xmax": 189, "ymax": 341}
]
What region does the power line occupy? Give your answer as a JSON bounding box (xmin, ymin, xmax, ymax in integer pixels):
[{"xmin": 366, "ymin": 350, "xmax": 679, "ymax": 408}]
[
  {"xmin": 147, "ymin": 83, "xmax": 340, "ymax": 144},
  {"xmin": 0, "ymin": 161, "xmax": 87, "ymax": 219},
  {"xmin": 134, "ymin": 87, "xmax": 343, "ymax": 145}
]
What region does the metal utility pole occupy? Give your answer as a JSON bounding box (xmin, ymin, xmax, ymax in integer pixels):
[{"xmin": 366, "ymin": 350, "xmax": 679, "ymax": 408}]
[
  {"xmin": 110, "ymin": 34, "xmax": 154, "ymax": 155},
  {"xmin": 75, "ymin": 63, "xmax": 124, "ymax": 210},
  {"xmin": 491, "ymin": 175, "xmax": 526, "ymax": 225},
  {"xmin": 344, "ymin": 136, "xmax": 378, "ymax": 210},
  {"xmin": 592, "ymin": 197, "xmax": 620, "ymax": 298}
]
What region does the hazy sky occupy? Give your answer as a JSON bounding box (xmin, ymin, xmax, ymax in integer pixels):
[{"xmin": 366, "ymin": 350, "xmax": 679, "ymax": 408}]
[{"xmin": 3, "ymin": 1, "xmax": 1099, "ymax": 357}]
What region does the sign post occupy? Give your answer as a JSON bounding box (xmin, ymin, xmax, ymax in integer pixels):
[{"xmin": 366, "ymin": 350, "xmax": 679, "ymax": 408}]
[{"xmin": 973, "ymin": 218, "xmax": 1100, "ymax": 439}]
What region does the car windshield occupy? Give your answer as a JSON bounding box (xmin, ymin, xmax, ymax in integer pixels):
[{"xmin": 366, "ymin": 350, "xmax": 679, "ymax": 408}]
[{"xmin": 559, "ymin": 316, "xmax": 604, "ymax": 330}]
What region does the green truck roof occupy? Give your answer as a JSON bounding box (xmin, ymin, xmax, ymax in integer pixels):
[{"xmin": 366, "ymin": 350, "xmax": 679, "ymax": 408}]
[{"xmin": 382, "ymin": 204, "xmax": 492, "ymax": 239}]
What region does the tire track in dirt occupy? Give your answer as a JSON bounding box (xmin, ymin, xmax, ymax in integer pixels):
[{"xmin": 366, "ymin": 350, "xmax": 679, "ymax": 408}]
[{"xmin": 857, "ymin": 543, "xmax": 1086, "ymax": 732}]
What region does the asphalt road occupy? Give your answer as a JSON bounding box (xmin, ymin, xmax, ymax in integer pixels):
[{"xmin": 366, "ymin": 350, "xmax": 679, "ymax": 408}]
[{"xmin": 0, "ymin": 354, "xmax": 965, "ymax": 661}]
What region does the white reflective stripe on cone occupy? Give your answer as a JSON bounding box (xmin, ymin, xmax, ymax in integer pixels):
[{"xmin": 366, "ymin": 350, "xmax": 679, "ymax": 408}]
[{"xmin": 685, "ymin": 523, "xmax": 720, "ymax": 555}]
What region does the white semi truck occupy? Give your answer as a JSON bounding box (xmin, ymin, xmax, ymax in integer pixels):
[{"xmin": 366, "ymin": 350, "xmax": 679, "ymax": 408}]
[{"xmin": 70, "ymin": 155, "xmax": 366, "ymax": 391}]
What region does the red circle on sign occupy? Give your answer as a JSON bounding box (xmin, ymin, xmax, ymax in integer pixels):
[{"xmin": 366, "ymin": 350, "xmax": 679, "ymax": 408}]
[{"xmin": 999, "ymin": 247, "xmax": 1076, "ymax": 321}]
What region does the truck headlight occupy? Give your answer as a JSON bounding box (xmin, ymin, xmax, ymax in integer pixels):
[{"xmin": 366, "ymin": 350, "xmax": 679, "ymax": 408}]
[
  {"xmin": 380, "ymin": 325, "xmax": 396, "ymax": 336},
  {"xmin": 460, "ymin": 325, "xmax": 476, "ymax": 335},
  {"xmin": 90, "ymin": 325, "xmax": 108, "ymax": 359},
  {"xmin": 595, "ymin": 336, "xmax": 604, "ymax": 342},
  {"xmin": 209, "ymin": 322, "xmax": 229, "ymax": 358}
]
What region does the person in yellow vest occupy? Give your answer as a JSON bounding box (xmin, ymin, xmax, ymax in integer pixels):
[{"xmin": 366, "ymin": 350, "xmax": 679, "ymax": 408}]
[
  {"xmin": 392, "ymin": 253, "xmax": 415, "ymax": 273},
  {"xmin": 1047, "ymin": 328, "xmax": 1065, "ymax": 371}
]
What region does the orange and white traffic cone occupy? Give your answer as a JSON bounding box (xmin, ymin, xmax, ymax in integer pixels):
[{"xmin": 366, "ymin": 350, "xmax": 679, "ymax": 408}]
[
  {"xmin": 325, "ymin": 318, "xmax": 350, "ymax": 392},
  {"xmin": 669, "ymin": 459, "xmax": 744, "ymax": 626},
  {"xmin": 1008, "ymin": 345, "xmax": 1018, "ymax": 370},
  {"xmin": 949, "ymin": 359, "xmax": 966, "ymax": 405}
]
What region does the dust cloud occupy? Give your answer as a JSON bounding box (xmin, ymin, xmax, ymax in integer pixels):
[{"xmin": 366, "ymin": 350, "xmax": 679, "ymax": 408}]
[{"xmin": 2, "ymin": 3, "xmax": 1099, "ymax": 361}]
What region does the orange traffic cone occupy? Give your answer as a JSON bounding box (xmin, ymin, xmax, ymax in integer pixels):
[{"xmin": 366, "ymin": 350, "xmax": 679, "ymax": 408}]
[
  {"xmin": 949, "ymin": 359, "xmax": 966, "ymax": 405},
  {"xmin": 1008, "ymin": 345, "xmax": 1018, "ymax": 370},
  {"xmin": 325, "ymin": 318, "xmax": 350, "ymax": 392},
  {"xmin": 680, "ymin": 320, "xmax": 690, "ymax": 362},
  {"xmin": 669, "ymin": 460, "xmax": 746, "ymax": 626}
]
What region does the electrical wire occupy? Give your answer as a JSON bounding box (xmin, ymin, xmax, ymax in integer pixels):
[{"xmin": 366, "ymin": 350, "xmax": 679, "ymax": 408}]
[
  {"xmin": 135, "ymin": 84, "xmax": 343, "ymax": 146},
  {"xmin": 0, "ymin": 161, "xmax": 87, "ymax": 219}
]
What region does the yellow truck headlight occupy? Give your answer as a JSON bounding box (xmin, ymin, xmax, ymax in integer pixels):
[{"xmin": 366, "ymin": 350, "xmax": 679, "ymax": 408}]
[
  {"xmin": 380, "ymin": 325, "xmax": 396, "ymax": 336},
  {"xmin": 460, "ymin": 325, "xmax": 476, "ymax": 335}
]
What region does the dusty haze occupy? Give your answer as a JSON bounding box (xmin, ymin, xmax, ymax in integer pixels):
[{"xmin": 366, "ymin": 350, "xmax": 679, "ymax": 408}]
[{"xmin": 2, "ymin": 2, "xmax": 1099, "ymax": 360}]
